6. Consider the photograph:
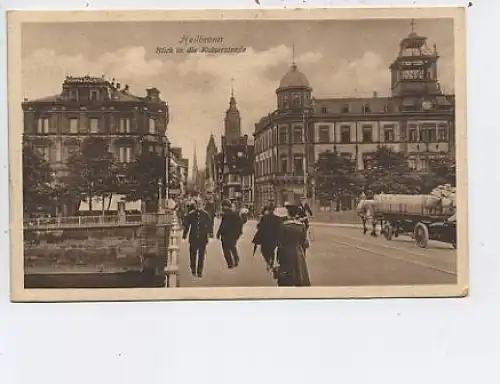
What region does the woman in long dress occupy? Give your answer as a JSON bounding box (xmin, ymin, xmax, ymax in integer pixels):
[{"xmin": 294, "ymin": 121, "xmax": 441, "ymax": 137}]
[{"xmin": 274, "ymin": 204, "xmax": 311, "ymax": 287}]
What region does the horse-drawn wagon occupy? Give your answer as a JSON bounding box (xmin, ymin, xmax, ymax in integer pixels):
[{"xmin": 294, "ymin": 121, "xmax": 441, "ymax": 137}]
[{"xmin": 373, "ymin": 185, "xmax": 457, "ymax": 249}]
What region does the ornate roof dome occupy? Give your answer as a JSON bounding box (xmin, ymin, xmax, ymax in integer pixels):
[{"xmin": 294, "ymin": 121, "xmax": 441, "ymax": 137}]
[{"xmin": 279, "ymin": 63, "xmax": 310, "ymax": 89}]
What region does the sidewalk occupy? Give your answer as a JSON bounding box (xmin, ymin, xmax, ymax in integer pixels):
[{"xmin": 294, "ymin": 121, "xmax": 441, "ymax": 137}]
[{"xmin": 178, "ymin": 220, "xmax": 276, "ymax": 287}]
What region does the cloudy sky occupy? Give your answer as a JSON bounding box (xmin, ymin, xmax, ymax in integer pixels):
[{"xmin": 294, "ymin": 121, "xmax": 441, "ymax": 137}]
[{"xmin": 22, "ymin": 18, "xmax": 454, "ymax": 171}]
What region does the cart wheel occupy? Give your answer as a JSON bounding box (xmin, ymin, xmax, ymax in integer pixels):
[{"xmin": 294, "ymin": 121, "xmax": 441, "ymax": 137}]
[
  {"xmin": 383, "ymin": 223, "xmax": 393, "ymax": 240},
  {"xmin": 414, "ymin": 222, "xmax": 429, "ymax": 248}
]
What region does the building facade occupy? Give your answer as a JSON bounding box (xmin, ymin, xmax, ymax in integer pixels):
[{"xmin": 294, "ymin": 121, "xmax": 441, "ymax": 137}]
[
  {"xmin": 22, "ymin": 75, "xmax": 169, "ymax": 215},
  {"xmin": 169, "ymin": 146, "xmax": 189, "ymax": 199},
  {"xmin": 218, "ymin": 90, "xmax": 254, "ymax": 211},
  {"xmin": 253, "ymin": 26, "xmax": 455, "ymax": 214}
]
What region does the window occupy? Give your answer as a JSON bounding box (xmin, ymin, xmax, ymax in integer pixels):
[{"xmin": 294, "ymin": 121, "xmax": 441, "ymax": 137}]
[
  {"xmin": 340, "ymin": 125, "xmax": 351, "ymax": 143},
  {"xmin": 149, "ymin": 118, "xmax": 156, "ymax": 134},
  {"xmin": 280, "ymin": 155, "xmax": 288, "ymax": 174},
  {"xmin": 293, "ymin": 154, "xmax": 304, "ymax": 174},
  {"xmin": 362, "ymin": 125, "xmax": 373, "ymax": 143},
  {"xmin": 37, "ymin": 146, "xmax": 50, "ymax": 162},
  {"xmin": 292, "ymin": 126, "xmax": 303, "ymax": 144},
  {"xmin": 408, "ymin": 129, "xmax": 417, "ymax": 142},
  {"xmin": 89, "ymin": 118, "xmax": 99, "ymax": 134},
  {"xmin": 384, "ymin": 125, "xmax": 395, "ymax": 142},
  {"xmin": 341, "ymin": 104, "xmax": 349, "ymax": 113},
  {"xmin": 363, "ymin": 156, "xmax": 373, "ymax": 170},
  {"xmin": 119, "ymin": 118, "xmax": 131, "ymax": 133},
  {"xmin": 428, "ymin": 129, "xmax": 437, "ymax": 143},
  {"xmin": 37, "ymin": 118, "xmax": 49, "ymax": 134},
  {"xmin": 419, "ymin": 129, "xmax": 429, "ymax": 142},
  {"xmin": 55, "ymin": 141, "xmax": 62, "ymax": 162},
  {"xmin": 363, "ymin": 104, "xmax": 371, "ymax": 113},
  {"xmin": 292, "ymin": 92, "xmax": 302, "ymax": 106},
  {"xmin": 321, "ymin": 107, "xmax": 328, "ymax": 114},
  {"xmin": 283, "ymin": 93, "xmax": 289, "ymax": 108},
  {"xmin": 90, "ymin": 90, "xmax": 99, "ymax": 101},
  {"xmin": 279, "ymin": 126, "xmax": 288, "ymax": 144},
  {"xmin": 69, "ymin": 118, "xmax": 78, "ymax": 134},
  {"xmin": 408, "ymin": 158, "xmax": 417, "ymax": 170},
  {"xmin": 420, "ymin": 157, "xmax": 429, "ymax": 171},
  {"xmin": 118, "ymin": 147, "xmax": 133, "ymax": 163},
  {"xmin": 69, "ymin": 89, "xmax": 78, "ymax": 101},
  {"xmin": 438, "ymin": 128, "xmax": 447, "ymax": 141},
  {"xmin": 318, "ymin": 125, "xmax": 330, "ymax": 143}
]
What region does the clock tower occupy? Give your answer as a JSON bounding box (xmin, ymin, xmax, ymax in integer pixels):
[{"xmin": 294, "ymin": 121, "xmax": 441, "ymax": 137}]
[
  {"xmin": 224, "ymin": 78, "xmax": 241, "ymax": 142},
  {"xmin": 390, "ymin": 19, "xmax": 443, "ymax": 102}
]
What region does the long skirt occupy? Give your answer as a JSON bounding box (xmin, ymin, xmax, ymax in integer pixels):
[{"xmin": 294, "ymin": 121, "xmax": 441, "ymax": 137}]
[{"xmin": 277, "ymin": 246, "xmax": 311, "ymax": 287}]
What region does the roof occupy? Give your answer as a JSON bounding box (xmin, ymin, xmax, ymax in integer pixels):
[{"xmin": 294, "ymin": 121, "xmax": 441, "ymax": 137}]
[
  {"xmin": 314, "ymin": 97, "xmax": 394, "ymax": 114},
  {"xmin": 109, "ymin": 89, "xmax": 143, "ymax": 102},
  {"xmin": 279, "ymin": 64, "xmax": 310, "ymax": 89}
]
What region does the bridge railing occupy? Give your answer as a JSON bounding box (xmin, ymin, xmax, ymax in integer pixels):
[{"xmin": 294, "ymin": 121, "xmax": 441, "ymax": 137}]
[{"xmin": 23, "ymin": 214, "xmax": 171, "ymax": 229}]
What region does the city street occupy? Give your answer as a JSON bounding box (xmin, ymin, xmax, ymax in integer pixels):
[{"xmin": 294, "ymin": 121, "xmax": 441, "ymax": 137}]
[{"xmin": 179, "ymin": 219, "xmax": 457, "ymax": 287}]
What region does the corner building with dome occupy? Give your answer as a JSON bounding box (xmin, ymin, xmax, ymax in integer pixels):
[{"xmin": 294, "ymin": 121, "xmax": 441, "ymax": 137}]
[{"xmin": 253, "ymin": 27, "xmax": 456, "ymax": 214}]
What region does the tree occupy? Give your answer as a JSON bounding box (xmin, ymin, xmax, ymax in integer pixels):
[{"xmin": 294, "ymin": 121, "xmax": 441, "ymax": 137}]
[
  {"xmin": 22, "ymin": 140, "xmax": 55, "ymax": 215},
  {"xmin": 65, "ymin": 137, "xmax": 120, "ymax": 213},
  {"xmin": 360, "ymin": 146, "xmax": 422, "ymax": 194},
  {"xmin": 419, "ymin": 156, "xmax": 456, "ymax": 193},
  {"xmin": 314, "ymin": 150, "xmax": 360, "ymax": 211},
  {"xmin": 125, "ymin": 150, "xmax": 166, "ymax": 212}
]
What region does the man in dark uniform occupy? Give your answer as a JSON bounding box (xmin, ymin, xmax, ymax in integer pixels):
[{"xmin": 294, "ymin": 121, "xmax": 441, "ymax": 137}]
[
  {"xmin": 182, "ymin": 198, "xmax": 213, "ymax": 278},
  {"xmin": 217, "ymin": 199, "xmax": 243, "ymax": 269}
]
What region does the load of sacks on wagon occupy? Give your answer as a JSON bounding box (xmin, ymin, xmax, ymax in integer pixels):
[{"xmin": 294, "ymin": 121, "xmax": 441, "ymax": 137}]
[{"xmin": 373, "ymin": 184, "xmax": 456, "ymax": 217}]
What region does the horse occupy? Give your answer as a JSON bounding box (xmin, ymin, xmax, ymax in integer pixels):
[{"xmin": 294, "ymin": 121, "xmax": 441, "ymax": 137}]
[{"xmin": 356, "ymin": 199, "xmax": 377, "ymax": 237}]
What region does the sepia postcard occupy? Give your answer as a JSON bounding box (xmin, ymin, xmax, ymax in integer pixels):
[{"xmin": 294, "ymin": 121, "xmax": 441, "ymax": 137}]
[{"xmin": 7, "ymin": 7, "xmax": 468, "ymax": 302}]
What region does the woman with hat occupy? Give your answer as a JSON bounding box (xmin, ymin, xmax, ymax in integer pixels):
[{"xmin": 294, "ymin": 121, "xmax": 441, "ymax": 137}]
[{"xmin": 273, "ymin": 203, "xmax": 311, "ymax": 287}]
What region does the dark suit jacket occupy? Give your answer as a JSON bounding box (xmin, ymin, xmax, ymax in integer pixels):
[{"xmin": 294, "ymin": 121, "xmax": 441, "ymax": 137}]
[
  {"xmin": 217, "ymin": 211, "xmax": 243, "ymax": 241},
  {"xmin": 183, "ymin": 209, "xmax": 213, "ymax": 244},
  {"xmin": 298, "ymin": 203, "xmax": 313, "ymax": 218}
]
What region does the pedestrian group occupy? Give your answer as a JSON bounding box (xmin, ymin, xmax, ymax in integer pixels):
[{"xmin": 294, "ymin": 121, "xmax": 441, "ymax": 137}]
[{"xmin": 179, "ymin": 196, "xmax": 313, "ymax": 287}]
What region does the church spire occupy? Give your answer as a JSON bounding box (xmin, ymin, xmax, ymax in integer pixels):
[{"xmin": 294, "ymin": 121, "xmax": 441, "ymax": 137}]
[
  {"xmin": 191, "ymin": 142, "xmax": 199, "ymax": 186},
  {"xmin": 224, "ymin": 78, "xmax": 241, "ymax": 139}
]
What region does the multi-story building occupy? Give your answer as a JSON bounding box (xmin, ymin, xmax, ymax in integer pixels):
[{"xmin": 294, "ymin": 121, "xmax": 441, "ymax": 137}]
[
  {"xmin": 253, "ymin": 24, "xmax": 455, "ymax": 214},
  {"xmin": 218, "ymin": 89, "xmax": 254, "ymax": 211},
  {"xmin": 169, "ymin": 146, "xmax": 189, "ymax": 199},
  {"xmin": 22, "ymin": 75, "xmax": 169, "ymax": 215}
]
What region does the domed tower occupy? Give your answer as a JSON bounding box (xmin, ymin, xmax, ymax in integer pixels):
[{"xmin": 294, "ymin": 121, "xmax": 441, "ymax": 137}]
[
  {"xmin": 224, "ymin": 79, "xmax": 241, "ymax": 141},
  {"xmin": 276, "ymin": 49, "xmax": 312, "ymax": 111},
  {"xmin": 389, "ymin": 19, "xmax": 442, "ymax": 101}
]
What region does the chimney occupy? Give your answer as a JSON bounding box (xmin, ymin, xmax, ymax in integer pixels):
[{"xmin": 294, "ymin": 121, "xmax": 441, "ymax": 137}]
[
  {"xmin": 116, "ymin": 82, "xmax": 121, "ymax": 89},
  {"xmin": 373, "ymin": 91, "xmax": 378, "ymax": 97},
  {"xmin": 146, "ymin": 87, "xmax": 160, "ymax": 100},
  {"xmin": 124, "ymin": 84, "xmax": 129, "ymax": 92}
]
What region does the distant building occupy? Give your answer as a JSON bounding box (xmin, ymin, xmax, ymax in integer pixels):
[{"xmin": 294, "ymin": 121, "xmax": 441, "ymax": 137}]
[
  {"xmin": 169, "ymin": 146, "xmax": 189, "ymax": 199},
  {"xmin": 218, "ymin": 86, "xmax": 254, "ymax": 211},
  {"xmin": 204, "ymin": 133, "xmax": 218, "ymax": 198},
  {"xmin": 22, "ymin": 75, "xmax": 169, "ymax": 215},
  {"xmin": 253, "ymin": 23, "xmax": 455, "ymax": 213}
]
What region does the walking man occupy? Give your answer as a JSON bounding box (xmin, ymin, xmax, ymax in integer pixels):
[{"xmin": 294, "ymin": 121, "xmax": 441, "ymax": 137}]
[
  {"xmin": 217, "ymin": 199, "xmax": 243, "ymax": 269},
  {"xmin": 182, "ymin": 198, "xmax": 213, "ymax": 278}
]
